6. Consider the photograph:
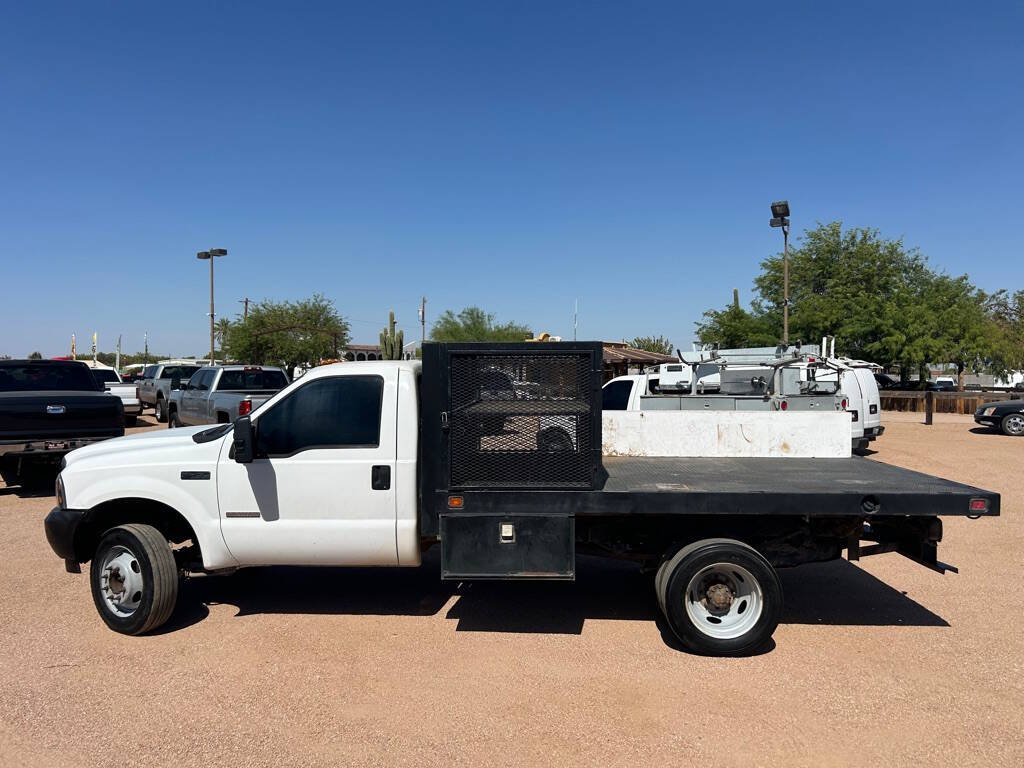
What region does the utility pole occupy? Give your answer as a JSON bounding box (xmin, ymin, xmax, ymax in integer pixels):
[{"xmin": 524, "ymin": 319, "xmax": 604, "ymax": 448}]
[
  {"xmin": 573, "ymin": 299, "xmax": 578, "ymax": 341},
  {"xmin": 733, "ymin": 288, "xmax": 740, "ymax": 309},
  {"xmin": 143, "ymin": 332, "xmax": 148, "ymax": 364},
  {"xmin": 418, "ymin": 296, "xmax": 426, "ymax": 344},
  {"xmin": 239, "ymin": 297, "xmax": 250, "ymax": 321},
  {"xmin": 197, "ymin": 248, "xmax": 227, "ymax": 365}
]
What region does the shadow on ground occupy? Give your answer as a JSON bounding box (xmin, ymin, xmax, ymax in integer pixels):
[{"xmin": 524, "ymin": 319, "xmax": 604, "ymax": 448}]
[{"xmin": 167, "ymin": 551, "xmax": 947, "ymax": 641}]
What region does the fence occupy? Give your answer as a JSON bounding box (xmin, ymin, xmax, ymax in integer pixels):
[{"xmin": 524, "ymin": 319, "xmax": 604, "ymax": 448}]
[{"xmin": 881, "ymin": 391, "xmax": 1022, "ymax": 422}]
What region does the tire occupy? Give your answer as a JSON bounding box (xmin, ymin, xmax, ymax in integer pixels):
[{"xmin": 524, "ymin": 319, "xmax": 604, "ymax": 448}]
[
  {"xmin": 1001, "ymin": 413, "xmax": 1024, "ymax": 437},
  {"xmin": 89, "ymin": 524, "xmax": 179, "ymax": 635},
  {"xmin": 125, "ymin": 415, "xmax": 137, "ymax": 428},
  {"xmin": 657, "ymin": 538, "xmax": 782, "ymax": 656},
  {"xmin": 168, "ymin": 408, "xmax": 182, "ymax": 429},
  {"xmin": 155, "ymin": 397, "xmax": 167, "ymax": 423},
  {"xmin": 537, "ymin": 427, "xmax": 574, "ymax": 452}
]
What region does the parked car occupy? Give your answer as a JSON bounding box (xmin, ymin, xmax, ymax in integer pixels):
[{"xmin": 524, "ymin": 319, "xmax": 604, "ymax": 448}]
[
  {"xmin": 0, "ymin": 359, "xmax": 124, "ymax": 487},
  {"xmin": 137, "ymin": 362, "xmax": 202, "ymax": 422},
  {"xmin": 926, "ymin": 377, "xmax": 957, "ymax": 392},
  {"xmin": 89, "ymin": 368, "xmax": 142, "ymax": 427},
  {"xmin": 974, "ymin": 400, "xmax": 1024, "ymax": 436},
  {"xmin": 119, "ymin": 364, "xmax": 147, "ymax": 384},
  {"xmin": 167, "ymin": 365, "xmax": 290, "ymax": 427}
]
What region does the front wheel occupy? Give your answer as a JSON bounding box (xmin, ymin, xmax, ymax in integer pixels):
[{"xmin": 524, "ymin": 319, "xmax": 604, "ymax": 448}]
[
  {"xmin": 155, "ymin": 397, "xmax": 168, "ymax": 423},
  {"xmin": 90, "ymin": 524, "xmax": 179, "ymax": 635},
  {"xmin": 657, "ymin": 538, "xmax": 782, "ymax": 656},
  {"xmin": 1001, "ymin": 413, "xmax": 1024, "ymax": 436},
  {"xmin": 168, "ymin": 408, "xmax": 182, "ymax": 429}
]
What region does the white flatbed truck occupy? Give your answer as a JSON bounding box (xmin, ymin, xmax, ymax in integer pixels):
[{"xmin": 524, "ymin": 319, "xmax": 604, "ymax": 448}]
[{"xmin": 44, "ymin": 343, "xmax": 999, "ymax": 655}]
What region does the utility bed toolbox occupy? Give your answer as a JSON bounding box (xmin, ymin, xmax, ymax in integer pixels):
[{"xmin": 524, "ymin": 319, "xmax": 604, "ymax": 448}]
[{"xmin": 440, "ymin": 513, "xmax": 575, "ymax": 579}]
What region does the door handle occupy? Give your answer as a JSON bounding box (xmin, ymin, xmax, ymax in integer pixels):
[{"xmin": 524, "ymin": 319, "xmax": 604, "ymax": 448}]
[{"xmin": 371, "ymin": 465, "xmax": 391, "ymax": 490}]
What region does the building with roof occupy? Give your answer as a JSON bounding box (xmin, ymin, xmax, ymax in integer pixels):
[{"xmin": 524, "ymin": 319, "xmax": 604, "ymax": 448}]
[{"xmin": 602, "ymin": 342, "xmax": 677, "ymax": 382}]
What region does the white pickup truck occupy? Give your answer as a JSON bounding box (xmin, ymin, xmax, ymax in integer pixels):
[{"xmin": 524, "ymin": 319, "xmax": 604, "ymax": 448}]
[
  {"xmin": 44, "ymin": 343, "xmax": 998, "ymax": 656},
  {"xmin": 89, "ymin": 368, "xmax": 142, "ymax": 427}
]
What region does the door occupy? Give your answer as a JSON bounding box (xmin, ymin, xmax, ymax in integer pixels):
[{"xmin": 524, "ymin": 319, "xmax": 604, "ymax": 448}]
[
  {"xmin": 180, "ymin": 370, "xmax": 207, "ymax": 423},
  {"xmin": 216, "ymin": 371, "xmax": 398, "ymax": 566}
]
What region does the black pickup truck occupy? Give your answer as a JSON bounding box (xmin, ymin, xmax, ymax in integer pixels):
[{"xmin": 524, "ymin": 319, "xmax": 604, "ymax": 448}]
[{"xmin": 0, "ymin": 360, "xmax": 124, "ymax": 487}]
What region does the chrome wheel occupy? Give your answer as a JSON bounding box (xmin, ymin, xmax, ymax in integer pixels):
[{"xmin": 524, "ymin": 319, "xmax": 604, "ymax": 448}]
[
  {"xmin": 1003, "ymin": 414, "xmax": 1024, "ymax": 436},
  {"xmin": 99, "ymin": 545, "xmax": 144, "ymax": 617},
  {"xmin": 684, "ymin": 562, "xmax": 763, "ymax": 640}
]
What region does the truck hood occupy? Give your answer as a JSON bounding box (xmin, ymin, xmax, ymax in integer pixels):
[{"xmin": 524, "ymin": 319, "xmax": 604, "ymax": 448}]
[{"xmin": 64, "ymin": 425, "xmax": 215, "ymax": 467}]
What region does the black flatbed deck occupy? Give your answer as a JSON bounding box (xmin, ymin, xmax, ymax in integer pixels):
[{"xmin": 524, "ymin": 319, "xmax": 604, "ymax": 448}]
[
  {"xmin": 593, "ymin": 456, "xmax": 1000, "ymax": 517},
  {"xmin": 455, "ymin": 457, "xmax": 1000, "ymax": 519}
]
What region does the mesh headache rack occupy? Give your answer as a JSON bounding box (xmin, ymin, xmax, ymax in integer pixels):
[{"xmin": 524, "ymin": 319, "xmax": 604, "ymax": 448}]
[{"xmin": 422, "ymin": 342, "xmax": 603, "ymax": 491}]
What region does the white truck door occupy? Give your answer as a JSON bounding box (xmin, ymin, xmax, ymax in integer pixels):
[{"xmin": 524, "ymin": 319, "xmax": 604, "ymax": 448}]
[{"xmin": 216, "ymin": 370, "xmax": 398, "ymax": 566}]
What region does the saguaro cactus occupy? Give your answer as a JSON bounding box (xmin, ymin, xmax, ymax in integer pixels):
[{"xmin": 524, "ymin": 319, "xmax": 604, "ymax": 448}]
[{"xmin": 380, "ymin": 310, "xmax": 404, "ymax": 359}]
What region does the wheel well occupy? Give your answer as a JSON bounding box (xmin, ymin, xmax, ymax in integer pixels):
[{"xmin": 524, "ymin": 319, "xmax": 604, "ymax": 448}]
[{"xmin": 74, "ymin": 498, "xmax": 201, "ymax": 565}]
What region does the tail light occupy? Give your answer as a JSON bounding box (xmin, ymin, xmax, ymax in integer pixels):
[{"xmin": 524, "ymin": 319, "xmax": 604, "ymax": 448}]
[
  {"xmin": 780, "ymin": 400, "xmax": 788, "ymax": 411},
  {"xmin": 135, "ymin": 387, "xmax": 140, "ymax": 399},
  {"xmin": 841, "ymin": 398, "xmax": 848, "ymax": 409},
  {"xmin": 238, "ymin": 400, "xmax": 252, "ymax": 417}
]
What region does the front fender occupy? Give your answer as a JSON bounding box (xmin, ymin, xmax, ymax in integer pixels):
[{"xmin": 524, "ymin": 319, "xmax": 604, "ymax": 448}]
[{"xmin": 70, "ymin": 471, "xmax": 236, "ymax": 570}]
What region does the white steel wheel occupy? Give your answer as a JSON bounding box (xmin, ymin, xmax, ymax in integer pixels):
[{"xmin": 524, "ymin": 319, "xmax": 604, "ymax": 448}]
[
  {"xmin": 89, "ymin": 524, "xmax": 179, "ymax": 635},
  {"xmin": 658, "ymin": 538, "xmax": 782, "ymax": 656},
  {"xmin": 99, "ymin": 545, "xmax": 145, "ymax": 617},
  {"xmin": 683, "ymin": 562, "xmax": 763, "ymax": 640}
]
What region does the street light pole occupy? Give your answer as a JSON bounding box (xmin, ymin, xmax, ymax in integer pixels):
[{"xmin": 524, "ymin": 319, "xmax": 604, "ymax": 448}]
[
  {"xmin": 782, "ymin": 221, "xmax": 789, "ymax": 345},
  {"xmin": 197, "ymin": 248, "xmax": 227, "ymax": 365},
  {"xmin": 769, "ymin": 201, "xmax": 791, "ymax": 346}
]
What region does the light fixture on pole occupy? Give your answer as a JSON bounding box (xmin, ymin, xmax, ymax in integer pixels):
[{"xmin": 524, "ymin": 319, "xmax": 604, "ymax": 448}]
[
  {"xmin": 197, "ymin": 248, "xmax": 227, "ymax": 365},
  {"xmin": 769, "ymin": 201, "xmax": 790, "ymax": 345}
]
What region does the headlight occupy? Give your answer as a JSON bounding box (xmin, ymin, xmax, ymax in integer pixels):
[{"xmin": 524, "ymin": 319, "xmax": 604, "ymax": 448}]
[
  {"xmin": 55, "ymin": 474, "xmax": 67, "ymax": 509},
  {"xmin": 983, "ymin": 407, "xmax": 996, "ymax": 416}
]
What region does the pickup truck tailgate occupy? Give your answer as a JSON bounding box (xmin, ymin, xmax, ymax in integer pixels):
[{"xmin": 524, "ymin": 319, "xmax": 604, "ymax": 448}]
[{"xmin": 0, "ymin": 392, "xmax": 124, "ymax": 441}]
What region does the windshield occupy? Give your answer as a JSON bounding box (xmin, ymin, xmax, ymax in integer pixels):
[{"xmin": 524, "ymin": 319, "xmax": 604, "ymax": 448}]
[
  {"xmin": 0, "ymin": 363, "xmax": 102, "ymax": 392},
  {"xmin": 218, "ymin": 369, "xmax": 289, "ymax": 391}
]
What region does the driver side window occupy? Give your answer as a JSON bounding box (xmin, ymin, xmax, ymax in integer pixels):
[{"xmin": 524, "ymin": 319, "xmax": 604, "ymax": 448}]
[{"xmin": 255, "ymin": 375, "xmax": 384, "ymax": 458}]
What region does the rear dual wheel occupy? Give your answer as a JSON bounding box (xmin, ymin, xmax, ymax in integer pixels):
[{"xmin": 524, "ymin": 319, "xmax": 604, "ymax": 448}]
[{"xmin": 656, "ymin": 538, "xmax": 782, "ymax": 656}]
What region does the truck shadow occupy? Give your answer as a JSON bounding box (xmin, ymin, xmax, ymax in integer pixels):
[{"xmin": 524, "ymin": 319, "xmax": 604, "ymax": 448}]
[{"xmin": 164, "ymin": 552, "xmax": 948, "ymax": 641}]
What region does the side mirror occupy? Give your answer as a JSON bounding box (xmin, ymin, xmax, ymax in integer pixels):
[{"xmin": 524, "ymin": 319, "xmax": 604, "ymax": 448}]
[
  {"xmin": 171, "ymin": 376, "xmax": 182, "ymax": 391},
  {"xmin": 233, "ymin": 416, "xmax": 255, "ymax": 464}
]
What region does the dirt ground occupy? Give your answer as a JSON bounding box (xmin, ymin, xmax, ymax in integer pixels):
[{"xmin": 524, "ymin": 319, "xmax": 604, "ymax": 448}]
[{"xmin": 1, "ymin": 413, "xmax": 1021, "ymax": 767}]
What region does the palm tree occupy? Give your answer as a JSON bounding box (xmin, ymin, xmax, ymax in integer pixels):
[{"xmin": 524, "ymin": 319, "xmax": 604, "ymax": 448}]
[{"xmin": 215, "ymin": 318, "xmax": 234, "ymax": 351}]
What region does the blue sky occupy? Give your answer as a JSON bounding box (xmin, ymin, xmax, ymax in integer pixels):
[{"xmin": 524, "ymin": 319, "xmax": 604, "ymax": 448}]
[{"xmin": 2, "ymin": 1, "xmax": 1021, "ymax": 357}]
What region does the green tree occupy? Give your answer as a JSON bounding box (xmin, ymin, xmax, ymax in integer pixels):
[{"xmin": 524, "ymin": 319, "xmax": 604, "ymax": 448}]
[
  {"xmin": 225, "ymin": 294, "xmax": 349, "ymax": 373},
  {"xmin": 696, "ymin": 304, "xmax": 779, "ymax": 349},
  {"xmin": 27, "ymin": 351, "xmax": 43, "ymax": 360},
  {"xmin": 629, "ymin": 335, "xmax": 675, "ymax": 356},
  {"xmin": 215, "ymin": 318, "xmax": 233, "ymax": 350},
  {"xmin": 430, "ymin": 306, "xmax": 532, "ymax": 342},
  {"xmin": 697, "ymin": 222, "xmax": 1013, "ymax": 382}
]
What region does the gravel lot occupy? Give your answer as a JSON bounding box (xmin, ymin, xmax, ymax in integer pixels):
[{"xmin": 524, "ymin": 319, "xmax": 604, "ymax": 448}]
[{"xmin": 1, "ymin": 413, "xmax": 1021, "ymax": 767}]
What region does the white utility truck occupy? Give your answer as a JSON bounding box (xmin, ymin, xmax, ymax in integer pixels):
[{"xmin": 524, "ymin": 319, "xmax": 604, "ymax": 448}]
[{"xmin": 45, "ymin": 343, "xmax": 997, "ymax": 656}]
